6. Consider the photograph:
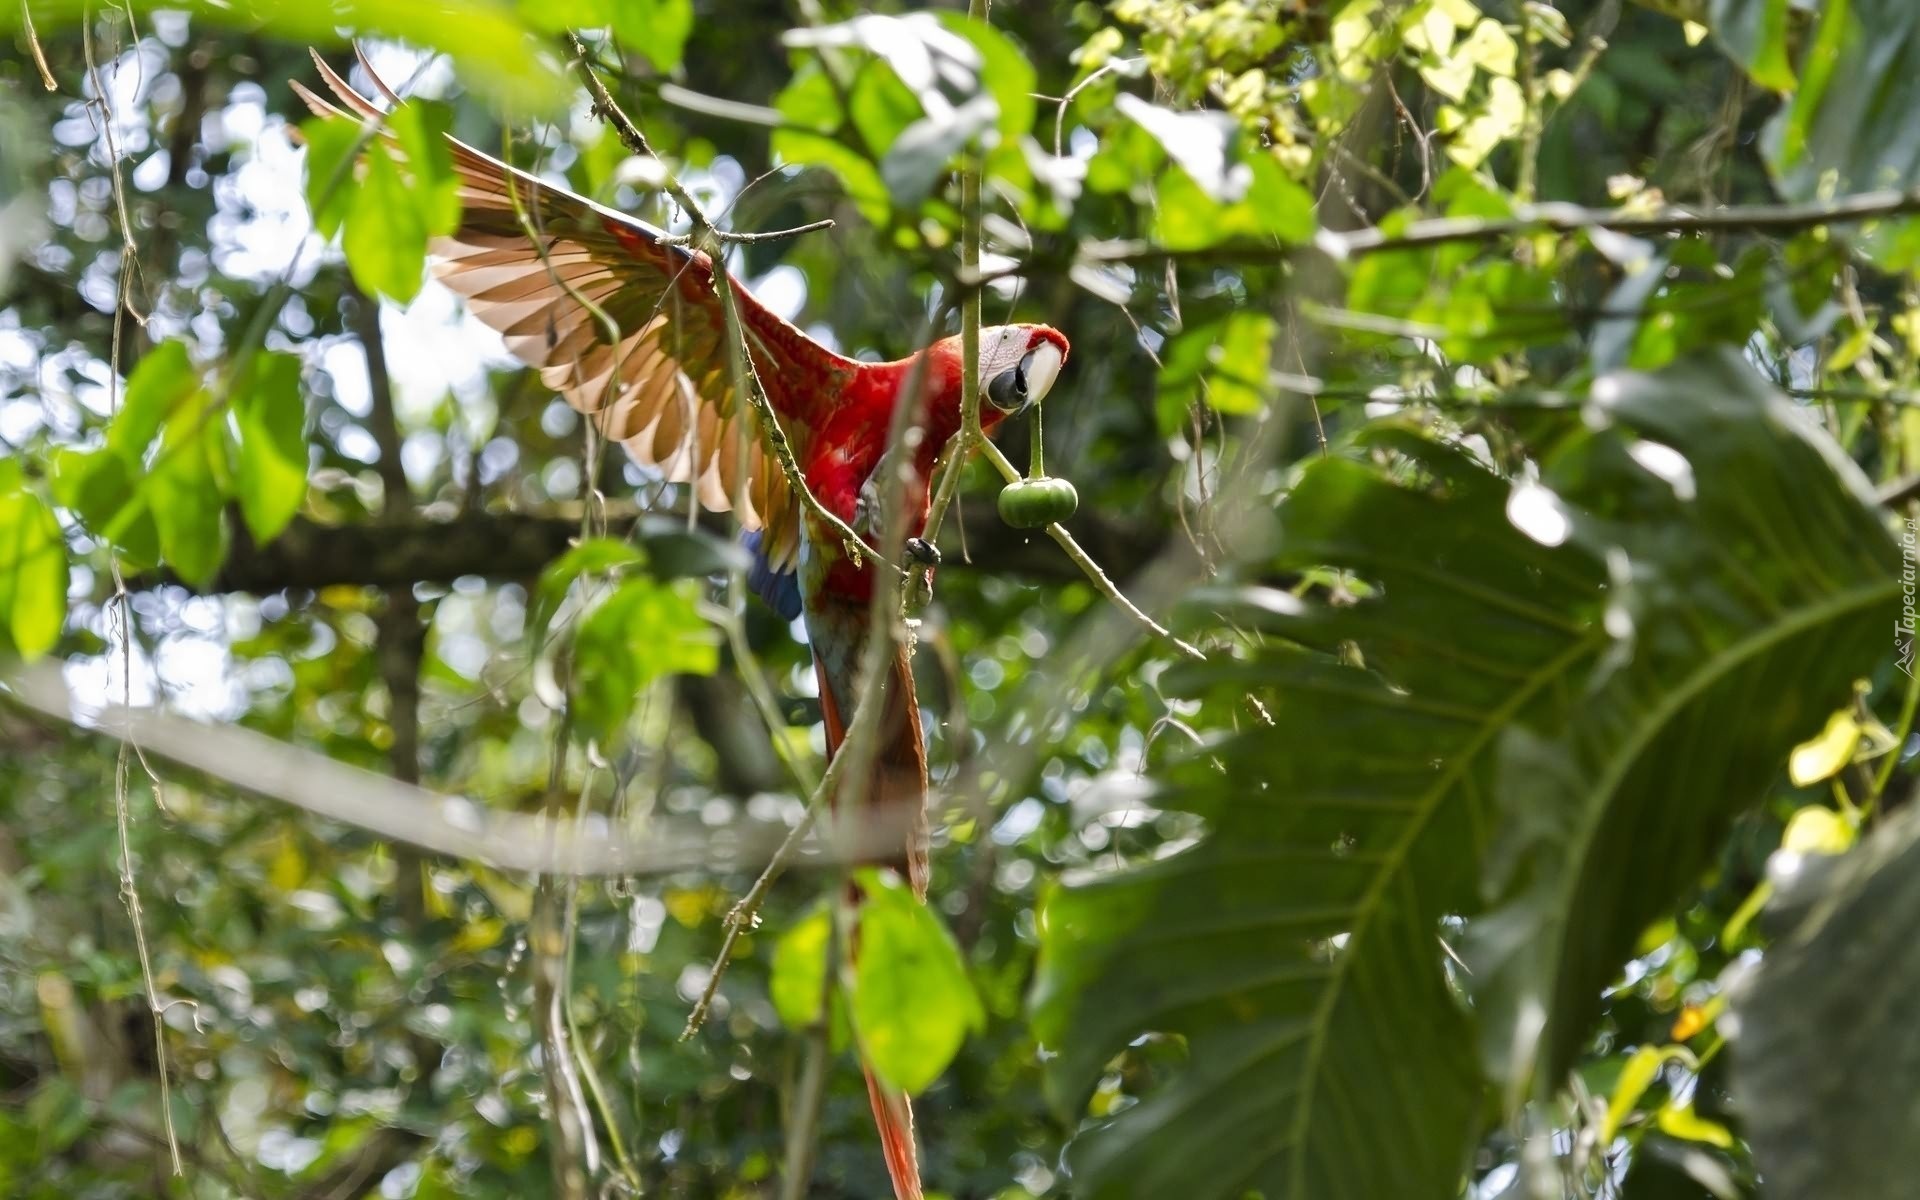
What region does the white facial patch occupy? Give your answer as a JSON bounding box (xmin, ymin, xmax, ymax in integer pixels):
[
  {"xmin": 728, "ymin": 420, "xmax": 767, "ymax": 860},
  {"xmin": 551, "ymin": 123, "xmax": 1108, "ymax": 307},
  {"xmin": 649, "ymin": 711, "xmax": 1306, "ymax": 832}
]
[
  {"xmin": 1023, "ymin": 341, "xmax": 1062, "ymax": 401},
  {"xmin": 978, "ymin": 326, "xmax": 1063, "ymax": 403}
]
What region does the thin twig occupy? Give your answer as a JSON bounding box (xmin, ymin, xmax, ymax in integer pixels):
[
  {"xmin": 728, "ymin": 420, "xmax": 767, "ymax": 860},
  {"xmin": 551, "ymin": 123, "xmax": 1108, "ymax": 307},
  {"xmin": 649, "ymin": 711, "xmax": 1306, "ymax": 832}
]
[
  {"xmin": 660, "ymin": 217, "xmax": 836, "ymax": 245},
  {"xmin": 86, "ymin": 1, "xmax": 180, "ymax": 1173},
  {"xmin": 972, "ymin": 436, "xmax": 1206, "ymax": 660},
  {"xmin": 22, "ymin": 0, "xmax": 57, "ymax": 89}
]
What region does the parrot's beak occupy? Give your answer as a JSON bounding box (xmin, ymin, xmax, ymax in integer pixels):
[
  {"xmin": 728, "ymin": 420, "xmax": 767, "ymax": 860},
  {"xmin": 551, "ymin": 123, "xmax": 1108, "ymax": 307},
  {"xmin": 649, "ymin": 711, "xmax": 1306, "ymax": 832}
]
[
  {"xmin": 1022, "ymin": 341, "xmax": 1063, "ymax": 404},
  {"xmin": 986, "ymin": 342, "xmax": 1064, "ymax": 413}
]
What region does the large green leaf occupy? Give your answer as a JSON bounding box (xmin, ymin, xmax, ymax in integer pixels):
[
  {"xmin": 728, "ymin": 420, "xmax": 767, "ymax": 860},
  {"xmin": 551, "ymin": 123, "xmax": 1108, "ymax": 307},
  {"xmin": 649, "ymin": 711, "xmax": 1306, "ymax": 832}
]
[
  {"xmin": 850, "ymin": 869, "xmax": 984, "ymax": 1095},
  {"xmin": 1732, "ymin": 798, "xmax": 1920, "ymax": 1200},
  {"xmin": 1464, "ymin": 353, "xmax": 1894, "ymax": 1096},
  {"xmin": 1706, "ymin": 0, "xmax": 1796, "ymax": 91},
  {"xmin": 1762, "ymin": 0, "xmax": 1920, "ymax": 201},
  {"xmin": 7, "ymin": 2, "xmax": 569, "ymax": 113},
  {"xmin": 1030, "ymin": 351, "xmax": 1895, "ymax": 1199}
]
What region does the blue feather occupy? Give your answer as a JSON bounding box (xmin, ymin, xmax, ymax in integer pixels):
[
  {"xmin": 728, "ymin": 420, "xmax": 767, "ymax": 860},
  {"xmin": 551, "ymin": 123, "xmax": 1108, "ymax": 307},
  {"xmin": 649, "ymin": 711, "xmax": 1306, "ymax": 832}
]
[{"xmin": 743, "ymin": 530, "xmax": 803, "ymax": 621}]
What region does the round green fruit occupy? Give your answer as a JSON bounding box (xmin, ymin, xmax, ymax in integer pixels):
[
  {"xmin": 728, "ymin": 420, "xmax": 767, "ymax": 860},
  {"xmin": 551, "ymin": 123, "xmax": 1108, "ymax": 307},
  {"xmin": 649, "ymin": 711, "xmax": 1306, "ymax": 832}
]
[{"xmin": 997, "ymin": 476, "xmax": 1078, "ymax": 529}]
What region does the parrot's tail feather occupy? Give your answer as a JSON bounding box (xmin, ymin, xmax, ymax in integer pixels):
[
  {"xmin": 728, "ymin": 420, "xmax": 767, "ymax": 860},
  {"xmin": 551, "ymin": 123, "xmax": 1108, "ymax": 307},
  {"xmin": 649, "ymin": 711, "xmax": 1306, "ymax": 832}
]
[
  {"xmin": 864, "ymin": 1066, "xmax": 924, "ymax": 1200},
  {"xmin": 808, "ymin": 599, "xmax": 931, "ymax": 1195},
  {"xmin": 811, "ymin": 636, "xmax": 930, "ymax": 897}
]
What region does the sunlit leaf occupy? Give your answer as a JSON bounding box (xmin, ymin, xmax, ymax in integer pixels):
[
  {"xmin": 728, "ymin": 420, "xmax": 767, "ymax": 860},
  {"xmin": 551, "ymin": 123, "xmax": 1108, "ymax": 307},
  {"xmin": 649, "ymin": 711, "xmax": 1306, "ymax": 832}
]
[
  {"xmin": 301, "ymin": 116, "xmax": 363, "ymax": 240},
  {"xmin": 1116, "ymin": 94, "xmax": 1247, "ymax": 203},
  {"xmin": 936, "ymin": 12, "xmax": 1037, "ymax": 140},
  {"xmin": 8, "ymin": 2, "xmax": 570, "ymax": 113},
  {"xmin": 230, "ymin": 352, "xmax": 309, "ymax": 543},
  {"xmin": 612, "ymin": 0, "xmax": 694, "ymax": 73},
  {"xmin": 343, "ymin": 147, "xmax": 429, "ymax": 303},
  {"xmin": 144, "ymin": 397, "xmax": 229, "ymax": 588},
  {"xmin": 0, "ymin": 461, "xmax": 67, "ymax": 660},
  {"xmin": 851, "ymin": 869, "xmax": 983, "ymax": 1095},
  {"xmin": 770, "ymin": 903, "xmax": 832, "ymax": 1029},
  {"xmin": 1787, "ymin": 709, "xmax": 1864, "ymax": 786},
  {"xmin": 1780, "ymin": 805, "xmax": 1855, "ymax": 856},
  {"xmin": 1706, "ymin": 0, "xmax": 1795, "ymax": 90},
  {"xmin": 568, "ymin": 575, "xmax": 718, "ymax": 740},
  {"xmin": 113, "ymin": 340, "xmax": 200, "ymax": 462},
  {"xmin": 530, "ymin": 537, "xmax": 646, "ymax": 650},
  {"xmin": 1153, "ymin": 153, "xmax": 1313, "ymax": 251},
  {"xmin": 386, "ymin": 101, "xmax": 462, "ymax": 237},
  {"xmin": 1603, "ymin": 1044, "xmax": 1689, "ymax": 1141}
]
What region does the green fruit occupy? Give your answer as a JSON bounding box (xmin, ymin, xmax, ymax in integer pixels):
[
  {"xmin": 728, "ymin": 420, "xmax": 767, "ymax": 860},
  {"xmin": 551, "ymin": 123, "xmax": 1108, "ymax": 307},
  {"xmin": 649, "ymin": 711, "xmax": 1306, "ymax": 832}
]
[{"xmin": 997, "ymin": 476, "xmax": 1078, "ymax": 529}]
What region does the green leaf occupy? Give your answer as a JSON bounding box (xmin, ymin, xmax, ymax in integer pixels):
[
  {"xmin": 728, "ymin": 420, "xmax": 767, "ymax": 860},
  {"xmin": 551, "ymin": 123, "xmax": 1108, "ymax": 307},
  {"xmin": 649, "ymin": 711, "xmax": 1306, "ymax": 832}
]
[
  {"xmin": 1154, "ymin": 153, "xmax": 1314, "ymax": 251},
  {"xmin": 530, "ymin": 537, "xmax": 647, "ymax": 651},
  {"xmin": 343, "ymin": 147, "xmax": 429, "ymax": 303},
  {"xmin": 113, "ymin": 340, "xmax": 200, "ymax": 462},
  {"xmin": 1117, "ymin": 94, "xmax": 1245, "ymax": 203},
  {"xmin": 231, "ymin": 352, "xmax": 308, "ymax": 543},
  {"xmin": 935, "ymin": 12, "xmax": 1037, "ymax": 140},
  {"xmin": 612, "ymin": 0, "xmax": 694, "ymax": 74},
  {"xmin": 145, "ymin": 398, "xmax": 229, "ymax": 588},
  {"xmin": 849, "ymin": 61, "xmax": 923, "ymax": 159},
  {"xmin": 49, "ymin": 449, "xmax": 159, "ymax": 568},
  {"xmin": 1204, "ymin": 312, "xmax": 1275, "ymax": 415},
  {"xmin": 1463, "ymin": 352, "xmax": 1895, "ymax": 1094},
  {"xmin": 880, "ymin": 95, "xmax": 997, "ymax": 208},
  {"xmin": 632, "ymin": 518, "xmax": 752, "ymax": 579},
  {"xmin": 1763, "ymin": 0, "xmax": 1920, "ymax": 223},
  {"xmin": 770, "ymin": 903, "xmax": 833, "ymax": 1029},
  {"xmin": 851, "ymin": 869, "xmax": 983, "ymax": 1095},
  {"xmin": 1155, "ymin": 312, "xmax": 1276, "ymax": 427},
  {"xmin": 0, "ymin": 462, "xmax": 67, "ymax": 660},
  {"xmin": 300, "ymin": 116, "xmax": 362, "ymax": 240},
  {"xmin": 568, "ymin": 575, "xmax": 718, "ymax": 740},
  {"xmin": 386, "ymin": 101, "xmax": 462, "ymax": 237},
  {"xmin": 1707, "ymin": 0, "xmax": 1796, "ymax": 91},
  {"xmin": 1032, "ymin": 351, "xmax": 1895, "ymax": 1199},
  {"xmin": 773, "ymin": 67, "xmax": 892, "ymax": 224},
  {"xmin": 1733, "ymin": 799, "xmax": 1920, "ymax": 1200}
]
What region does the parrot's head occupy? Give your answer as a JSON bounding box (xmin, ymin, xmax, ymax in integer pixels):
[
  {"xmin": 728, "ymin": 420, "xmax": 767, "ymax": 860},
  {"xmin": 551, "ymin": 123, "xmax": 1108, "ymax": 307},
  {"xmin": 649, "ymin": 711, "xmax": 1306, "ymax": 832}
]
[{"xmin": 977, "ymin": 324, "xmax": 1070, "ymax": 421}]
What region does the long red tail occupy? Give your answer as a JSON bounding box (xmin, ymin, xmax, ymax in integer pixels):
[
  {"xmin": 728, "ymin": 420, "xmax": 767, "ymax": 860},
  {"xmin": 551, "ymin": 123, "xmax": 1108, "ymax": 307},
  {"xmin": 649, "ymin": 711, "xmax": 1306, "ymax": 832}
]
[
  {"xmin": 864, "ymin": 1064, "xmax": 924, "ymax": 1200},
  {"xmin": 811, "ymin": 603, "xmax": 930, "ymax": 1200}
]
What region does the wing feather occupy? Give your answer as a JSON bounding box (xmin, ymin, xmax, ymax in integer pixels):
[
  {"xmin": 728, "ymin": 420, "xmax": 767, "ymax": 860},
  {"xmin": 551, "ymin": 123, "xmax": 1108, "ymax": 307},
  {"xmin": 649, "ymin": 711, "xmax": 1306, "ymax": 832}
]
[{"xmin": 296, "ymin": 50, "xmax": 852, "ymax": 568}]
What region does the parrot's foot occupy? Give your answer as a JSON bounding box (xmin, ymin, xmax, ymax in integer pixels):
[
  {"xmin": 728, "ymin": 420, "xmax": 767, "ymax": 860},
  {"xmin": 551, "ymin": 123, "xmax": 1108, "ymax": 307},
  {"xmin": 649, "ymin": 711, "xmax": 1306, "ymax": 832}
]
[{"xmin": 905, "ymin": 537, "xmax": 941, "ymax": 566}]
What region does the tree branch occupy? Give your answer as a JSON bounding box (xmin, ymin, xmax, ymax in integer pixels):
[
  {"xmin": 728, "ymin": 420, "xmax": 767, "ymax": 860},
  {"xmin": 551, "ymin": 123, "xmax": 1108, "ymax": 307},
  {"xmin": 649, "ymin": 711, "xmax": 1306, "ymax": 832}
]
[{"xmin": 961, "ymin": 186, "xmax": 1920, "ymax": 289}]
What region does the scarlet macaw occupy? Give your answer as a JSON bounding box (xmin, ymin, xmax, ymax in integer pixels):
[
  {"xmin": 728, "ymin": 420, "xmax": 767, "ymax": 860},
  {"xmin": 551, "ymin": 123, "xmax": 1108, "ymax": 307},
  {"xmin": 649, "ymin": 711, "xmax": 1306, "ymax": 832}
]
[{"xmin": 295, "ymin": 56, "xmax": 1067, "ymax": 1200}]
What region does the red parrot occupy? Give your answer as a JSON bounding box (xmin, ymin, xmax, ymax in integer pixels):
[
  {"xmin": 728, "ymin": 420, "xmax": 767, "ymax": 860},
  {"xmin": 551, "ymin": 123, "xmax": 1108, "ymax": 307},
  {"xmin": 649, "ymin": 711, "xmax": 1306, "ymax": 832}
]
[{"xmin": 296, "ymin": 55, "xmax": 1066, "ymax": 1200}]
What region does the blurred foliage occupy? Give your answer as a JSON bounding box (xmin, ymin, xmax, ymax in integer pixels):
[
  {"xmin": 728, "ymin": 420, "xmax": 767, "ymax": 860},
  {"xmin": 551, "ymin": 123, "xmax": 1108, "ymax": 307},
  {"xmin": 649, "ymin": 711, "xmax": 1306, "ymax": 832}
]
[{"xmin": 2, "ymin": 1, "xmax": 1919, "ymax": 1199}]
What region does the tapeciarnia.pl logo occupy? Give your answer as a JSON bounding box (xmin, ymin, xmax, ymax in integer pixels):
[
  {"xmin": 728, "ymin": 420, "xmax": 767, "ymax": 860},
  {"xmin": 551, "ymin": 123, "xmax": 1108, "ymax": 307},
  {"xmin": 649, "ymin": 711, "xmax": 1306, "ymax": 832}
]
[{"xmin": 1900, "ymin": 517, "xmax": 1917, "ymax": 677}]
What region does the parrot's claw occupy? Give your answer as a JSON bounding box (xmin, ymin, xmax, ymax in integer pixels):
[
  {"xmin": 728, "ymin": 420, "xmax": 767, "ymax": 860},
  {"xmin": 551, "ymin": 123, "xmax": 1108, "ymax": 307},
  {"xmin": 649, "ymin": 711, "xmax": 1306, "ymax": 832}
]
[{"xmin": 905, "ymin": 537, "xmax": 941, "ymax": 566}]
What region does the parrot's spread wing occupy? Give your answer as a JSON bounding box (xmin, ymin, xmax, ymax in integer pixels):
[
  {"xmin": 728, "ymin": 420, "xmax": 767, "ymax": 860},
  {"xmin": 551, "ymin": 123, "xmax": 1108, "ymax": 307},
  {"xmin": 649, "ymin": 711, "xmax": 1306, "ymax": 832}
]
[{"xmin": 295, "ymin": 51, "xmax": 845, "ymax": 570}]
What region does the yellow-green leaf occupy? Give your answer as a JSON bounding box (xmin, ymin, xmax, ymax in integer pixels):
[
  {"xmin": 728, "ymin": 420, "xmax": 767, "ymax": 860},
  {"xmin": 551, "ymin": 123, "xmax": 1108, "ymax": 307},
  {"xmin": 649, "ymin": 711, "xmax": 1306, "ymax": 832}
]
[
  {"xmin": 1788, "ymin": 709, "xmax": 1862, "ymax": 786},
  {"xmin": 1657, "ymin": 1103, "xmax": 1735, "ymax": 1149},
  {"xmin": 0, "ymin": 462, "xmax": 68, "ymax": 660},
  {"xmin": 1781, "ymin": 805, "xmax": 1855, "ymax": 856},
  {"xmin": 232, "ymin": 352, "xmax": 309, "ymax": 543},
  {"xmin": 771, "ymin": 904, "xmax": 833, "ymax": 1029},
  {"xmin": 851, "ymin": 869, "xmax": 984, "ymax": 1095}
]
